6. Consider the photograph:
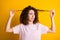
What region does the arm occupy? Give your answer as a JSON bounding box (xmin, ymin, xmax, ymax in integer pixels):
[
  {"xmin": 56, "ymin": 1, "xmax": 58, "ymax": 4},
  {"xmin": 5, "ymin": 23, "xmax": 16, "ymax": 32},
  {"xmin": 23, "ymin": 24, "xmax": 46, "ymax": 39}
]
[
  {"xmin": 6, "ymin": 10, "xmax": 14, "ymax": 32},
  {"xmin": 48, "ymin": 10, "xmax": 56, "ymax": 33}
]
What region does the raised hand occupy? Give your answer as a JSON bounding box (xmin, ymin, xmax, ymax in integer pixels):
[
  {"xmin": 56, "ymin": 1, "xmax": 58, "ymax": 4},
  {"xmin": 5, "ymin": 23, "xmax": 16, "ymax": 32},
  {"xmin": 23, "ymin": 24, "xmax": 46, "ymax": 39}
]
[
  {"xmin": 50, "ymin": 10, "xmax": 55, "ymax": 18},
  {"xmin": 9, "ymin": 10, "xmax": 15, "ymax": 17}
]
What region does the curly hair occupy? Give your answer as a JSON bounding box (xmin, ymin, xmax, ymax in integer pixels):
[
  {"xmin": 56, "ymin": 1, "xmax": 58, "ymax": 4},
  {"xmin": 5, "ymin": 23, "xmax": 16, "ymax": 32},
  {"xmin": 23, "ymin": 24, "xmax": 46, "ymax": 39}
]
[{"xmin": 20, "ymin": 6, "xmax": 39, "ymax": 25}]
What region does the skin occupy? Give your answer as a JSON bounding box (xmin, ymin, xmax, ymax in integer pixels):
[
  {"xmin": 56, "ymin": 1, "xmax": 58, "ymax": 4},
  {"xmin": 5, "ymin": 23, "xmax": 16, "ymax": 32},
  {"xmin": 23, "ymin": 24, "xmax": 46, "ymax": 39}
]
[
  {"xmin": 6, "ymin": 9, "xmax": 56, "ymax": 33},
  {"xmin": 28, "ymin": 10, "xmax": 35, "ymax": 24}
]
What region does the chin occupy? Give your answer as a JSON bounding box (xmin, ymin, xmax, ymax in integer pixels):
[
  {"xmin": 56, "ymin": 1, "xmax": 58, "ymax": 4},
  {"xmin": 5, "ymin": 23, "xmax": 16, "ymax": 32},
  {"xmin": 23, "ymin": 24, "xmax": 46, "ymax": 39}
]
[{"xmin": 31, "ymin": 20, "xmax": 34, "ymax": 22}]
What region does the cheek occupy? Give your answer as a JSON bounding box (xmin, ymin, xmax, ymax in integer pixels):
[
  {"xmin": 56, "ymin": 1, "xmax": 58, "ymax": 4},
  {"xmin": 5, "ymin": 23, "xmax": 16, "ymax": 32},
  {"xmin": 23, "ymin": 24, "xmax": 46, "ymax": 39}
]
[
  {"xmin": 28, "ymin": 14, "xmax": 35, "ymax": 20},
  {"xmin": 29, "ymin": 15, "xmax": 35, "ymax": 20},
  {"xmin": 34, "ymin": 15, "xmax": 35, "ymax": 18},
  {"xmin": 28, "ymin": 15, "xmax": 32, "ymax": 19}
]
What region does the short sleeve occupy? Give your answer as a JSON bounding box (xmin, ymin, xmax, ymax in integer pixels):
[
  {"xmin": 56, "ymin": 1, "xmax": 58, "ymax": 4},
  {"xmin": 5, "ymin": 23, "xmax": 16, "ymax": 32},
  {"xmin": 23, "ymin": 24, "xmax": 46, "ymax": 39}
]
[
  {"xmin": 38, "ymin": 23, "xmax": 49, "ymax": 34},
  {"xmin": 12, "ymin": 24, "xmax": 21, "ymax": 34}
]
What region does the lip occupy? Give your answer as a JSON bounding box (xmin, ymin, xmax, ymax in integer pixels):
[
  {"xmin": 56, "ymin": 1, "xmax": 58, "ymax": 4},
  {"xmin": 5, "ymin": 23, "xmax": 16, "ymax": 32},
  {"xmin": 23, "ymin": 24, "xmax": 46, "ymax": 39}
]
[{"xmin": 31, "ymin": 18, "xmax": 34, "ymax": 19}]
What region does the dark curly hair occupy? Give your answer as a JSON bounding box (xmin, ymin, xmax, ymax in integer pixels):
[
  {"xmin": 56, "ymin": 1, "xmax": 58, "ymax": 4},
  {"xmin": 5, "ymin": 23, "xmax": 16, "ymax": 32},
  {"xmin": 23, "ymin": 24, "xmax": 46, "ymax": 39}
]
[{"xmin": 20, "ymin": 6, "xmax": 39, "ymax": 25}]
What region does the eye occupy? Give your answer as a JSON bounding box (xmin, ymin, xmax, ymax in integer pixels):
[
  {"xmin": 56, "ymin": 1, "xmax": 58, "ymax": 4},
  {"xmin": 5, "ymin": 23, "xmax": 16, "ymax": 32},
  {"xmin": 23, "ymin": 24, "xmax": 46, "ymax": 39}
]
[{"xmin": 29, "ymin": 13, "xmax": 33, "ymax": 15}]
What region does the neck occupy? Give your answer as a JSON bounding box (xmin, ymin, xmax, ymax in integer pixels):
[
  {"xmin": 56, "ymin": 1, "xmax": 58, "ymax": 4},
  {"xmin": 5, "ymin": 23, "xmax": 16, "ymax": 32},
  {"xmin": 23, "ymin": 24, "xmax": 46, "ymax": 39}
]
[{"xmin": 28, "ymin": 21, "xmax": 33, "ymax": 24}]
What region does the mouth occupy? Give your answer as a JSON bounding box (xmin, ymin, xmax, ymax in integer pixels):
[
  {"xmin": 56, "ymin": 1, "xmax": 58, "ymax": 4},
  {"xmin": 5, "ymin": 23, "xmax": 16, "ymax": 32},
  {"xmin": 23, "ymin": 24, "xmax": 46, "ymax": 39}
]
[
  {"xmin": 31, "ymin": 18, "xmax": 34, "ymax": 19},
  {"xmin": 31, "ymin": 18, "xmax": 35, "ymax": 20}
]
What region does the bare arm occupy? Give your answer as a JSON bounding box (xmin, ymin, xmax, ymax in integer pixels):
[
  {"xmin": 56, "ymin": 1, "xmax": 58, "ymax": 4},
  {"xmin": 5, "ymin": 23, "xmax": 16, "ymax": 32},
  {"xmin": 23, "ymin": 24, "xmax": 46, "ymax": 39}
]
[
  {"xmin": 6, "ymin": 10, "xmax": 14, "ymax": 32},
  {"xmin": 48, "ymin": 10, "xmax": 56, "ymax": 33}
]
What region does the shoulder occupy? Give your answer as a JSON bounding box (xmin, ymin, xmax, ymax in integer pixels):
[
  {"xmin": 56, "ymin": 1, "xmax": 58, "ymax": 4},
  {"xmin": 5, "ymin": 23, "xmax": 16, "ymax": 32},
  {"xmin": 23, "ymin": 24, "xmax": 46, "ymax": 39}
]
[
  {"xmin": 36, "ymin": 22, "xmax": 42, "ymax": 26},
  {"xmin": 18, "ymin": 23, "xmax": 26, "ymax": 28},
  {"xmin": 36, "ymin": 22, "xmax": 47, "ymax": 28},
  {"xmin": 12, "ymin": 23, "xmax": 24, "ymax": 29},
  {"xmin": 18, "ymin": 23, "xmax": 24, "ymax": 26},
  {"xmin": 13, "ymin": 23, "xmax": 23, "ymax": 28}
]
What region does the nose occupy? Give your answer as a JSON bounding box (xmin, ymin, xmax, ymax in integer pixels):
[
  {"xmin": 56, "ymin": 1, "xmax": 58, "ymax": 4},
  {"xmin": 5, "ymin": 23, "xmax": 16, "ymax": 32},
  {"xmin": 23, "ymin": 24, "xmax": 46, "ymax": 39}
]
[{"xmin": 32, "ymin": 15, "xmax": 34, "ymax": 17}]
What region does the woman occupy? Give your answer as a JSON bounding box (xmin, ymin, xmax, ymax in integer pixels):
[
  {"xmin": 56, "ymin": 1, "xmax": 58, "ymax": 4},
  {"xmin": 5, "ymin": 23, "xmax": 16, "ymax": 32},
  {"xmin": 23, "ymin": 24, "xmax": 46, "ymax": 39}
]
[{"xmin": 6, "ymin": 6, "xmax": 56, "ymax": 40}]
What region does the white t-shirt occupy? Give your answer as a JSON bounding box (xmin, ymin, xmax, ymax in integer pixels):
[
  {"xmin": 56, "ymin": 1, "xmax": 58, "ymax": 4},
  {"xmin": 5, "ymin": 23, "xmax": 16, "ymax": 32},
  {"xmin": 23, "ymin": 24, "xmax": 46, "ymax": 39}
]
[{"xmin": 12, "ymin": 23, "xmax": 49, "ymax": 40}]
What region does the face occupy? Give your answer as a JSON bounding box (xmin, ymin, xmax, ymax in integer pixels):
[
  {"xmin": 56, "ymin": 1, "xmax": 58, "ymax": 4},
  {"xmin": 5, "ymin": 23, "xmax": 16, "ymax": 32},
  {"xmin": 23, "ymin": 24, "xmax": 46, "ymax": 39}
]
[{"xmin": 28, "ymin": 10, "xmax": 35, "ymax": 22}]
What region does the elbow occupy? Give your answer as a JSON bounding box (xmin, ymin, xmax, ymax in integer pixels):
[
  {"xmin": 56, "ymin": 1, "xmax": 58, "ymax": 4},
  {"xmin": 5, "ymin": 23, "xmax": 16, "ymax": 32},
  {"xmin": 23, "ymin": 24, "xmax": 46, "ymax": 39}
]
[
  {"xmin": 51, "ymin": 30, "xmax": 56, "ymax": 33},
  {"xmin": 53, "ymin": 30, "xmax": 56, "ymax": 33},
  {"xmin": 49, "ymin": 29, "xmax": 56, "ymax": 33},
  {"xmin": 6, "ymin": 29, "xmax": 9, "ymax": 32},
  {"xmin": 6, "ymin": 29, "xmax": 12, "ymax": 32},
  {"xmin": 50, "ymin": 27, "xmax": 56, "ymax": 33}
]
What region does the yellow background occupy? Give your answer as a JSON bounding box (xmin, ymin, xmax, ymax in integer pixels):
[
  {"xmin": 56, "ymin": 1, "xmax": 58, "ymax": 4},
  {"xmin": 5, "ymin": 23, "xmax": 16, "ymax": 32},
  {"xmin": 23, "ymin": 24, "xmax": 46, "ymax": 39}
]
[{"xmin": 0, "ymin": 0, "xmax": 60, "ymax": 40}]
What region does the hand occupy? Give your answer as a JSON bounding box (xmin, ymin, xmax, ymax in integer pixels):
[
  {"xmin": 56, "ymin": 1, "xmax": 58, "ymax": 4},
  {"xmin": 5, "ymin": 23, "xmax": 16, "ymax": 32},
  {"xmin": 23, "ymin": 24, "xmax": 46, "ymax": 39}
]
[
  {"xmin": 9, "ymin": 10, "xmax": 15, "ymax": 17},
  {"xmin": 50, "ymin": 10, "xmax": 55, "ymax": 18}
]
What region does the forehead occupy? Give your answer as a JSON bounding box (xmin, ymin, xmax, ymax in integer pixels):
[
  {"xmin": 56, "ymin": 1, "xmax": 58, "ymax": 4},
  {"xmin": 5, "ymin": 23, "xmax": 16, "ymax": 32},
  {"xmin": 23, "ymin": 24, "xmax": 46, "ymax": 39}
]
[{"xmin": 28, "ymin": 10, "xmax": 35, "ymax": 13}]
